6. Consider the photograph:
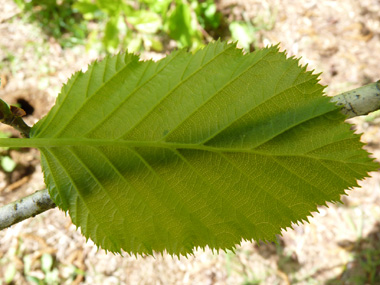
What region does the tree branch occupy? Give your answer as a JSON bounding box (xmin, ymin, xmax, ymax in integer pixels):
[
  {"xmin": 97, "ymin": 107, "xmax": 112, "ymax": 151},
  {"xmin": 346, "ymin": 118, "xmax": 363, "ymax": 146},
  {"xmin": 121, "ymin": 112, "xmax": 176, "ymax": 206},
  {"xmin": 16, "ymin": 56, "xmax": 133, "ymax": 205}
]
[
  {"xmin": 0, "ymin": 189, "xmax": 56, "ymax": 230},
  {"xmin": 330, "ymin": 80, "xmax": 380, "ymax": 118},
  {"xmin": 0, "ymin": 80, "xmax": 379, "ymax": 230}
]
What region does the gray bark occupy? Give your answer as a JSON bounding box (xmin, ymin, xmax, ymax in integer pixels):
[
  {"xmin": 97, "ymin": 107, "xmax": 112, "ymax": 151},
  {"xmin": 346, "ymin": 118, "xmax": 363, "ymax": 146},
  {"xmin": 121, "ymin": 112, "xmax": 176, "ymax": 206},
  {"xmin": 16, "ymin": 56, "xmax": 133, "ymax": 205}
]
[
  {"xmin": 0, "ymin": 189, "xmax": 56, "ymax": 230},
  {"xmin": 330, "ymin": 80, "xmax": 380, "ymax": 118}
]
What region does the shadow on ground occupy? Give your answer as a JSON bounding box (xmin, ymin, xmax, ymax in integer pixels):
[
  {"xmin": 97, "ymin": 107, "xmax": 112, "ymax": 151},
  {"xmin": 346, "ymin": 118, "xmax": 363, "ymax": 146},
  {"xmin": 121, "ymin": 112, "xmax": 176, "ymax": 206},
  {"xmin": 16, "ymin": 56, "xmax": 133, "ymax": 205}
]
[{"xmin": 326, "ymin": 221, "xmax": 380, "ymax": 284}]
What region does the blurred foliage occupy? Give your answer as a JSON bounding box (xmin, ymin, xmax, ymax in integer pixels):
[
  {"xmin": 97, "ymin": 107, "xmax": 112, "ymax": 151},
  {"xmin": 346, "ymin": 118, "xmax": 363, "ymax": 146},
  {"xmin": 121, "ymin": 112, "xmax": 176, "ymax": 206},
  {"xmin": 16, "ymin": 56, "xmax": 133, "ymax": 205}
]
[
  {"xmin": 1, "ymin": 236, "xmax": 84, "ymax": 284},
  {"xmin": 14, "ymin": 0, "xmax": 223, "ymax": 53},
  {"xmin": 229, "ymin": 8, "xmax": 276, "ymax": 51},
  {"xmin": 74, "ymin": 0, "xmax": 223, "ymax": 52},
  {"xmin": 13, "ymin": 0, "xmax": 277, "ymax": 53},
  {"xmin": 13, "ymin": 0, "xmax": 88, "ymax": 48}
]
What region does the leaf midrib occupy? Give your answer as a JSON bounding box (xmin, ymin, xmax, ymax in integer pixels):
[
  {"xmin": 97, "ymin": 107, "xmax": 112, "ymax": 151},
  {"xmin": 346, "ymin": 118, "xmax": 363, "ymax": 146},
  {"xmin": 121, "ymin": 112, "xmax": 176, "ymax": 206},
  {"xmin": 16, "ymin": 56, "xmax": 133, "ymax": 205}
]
[{"xmin": 0, "ymin": 137, "xmax": 365, "ymax": 165}]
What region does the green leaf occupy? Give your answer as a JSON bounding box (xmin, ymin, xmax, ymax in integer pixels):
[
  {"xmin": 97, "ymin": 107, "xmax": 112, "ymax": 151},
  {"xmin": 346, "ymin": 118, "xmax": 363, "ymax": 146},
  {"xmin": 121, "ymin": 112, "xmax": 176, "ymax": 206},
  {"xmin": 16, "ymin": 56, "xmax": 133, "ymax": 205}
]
[
  {"xmin": 1, "ymin": 156, "xmax": 16, "ymax": 172},
  {"xmin": 26, "ymin": 41, "xmax": 377, "ymax": 256},
  {"xmin": 72, "ymin": 2, "xmax": 100, "ymax": 15},
  {"xmin": 5, "ymin": 263, "xmax": 16, "ymax": 283},
  {"xmin": 165, "ymin": 1, "xmax": 201, "ymax": 48},
  {"xmin": 127, "ymin": 10, "xmax": 162, "ymax": 34},
  {"xmin": 41, "ymin": 253, "xmax": 53, "ymax": 273},
  {"xmin": 229, "ymin": 21, "xmax": 256, "ymax": 51},
  {"xmin": 103, "ymin": 18, "xmax": 120, "ymax": 50},
  {"xmin": 96, "ymin": 0, "xmax": 122, "ymax": 14},
  {"xmin": 196, "ymin": 0, "xmax": 221, "ymax": 29}
]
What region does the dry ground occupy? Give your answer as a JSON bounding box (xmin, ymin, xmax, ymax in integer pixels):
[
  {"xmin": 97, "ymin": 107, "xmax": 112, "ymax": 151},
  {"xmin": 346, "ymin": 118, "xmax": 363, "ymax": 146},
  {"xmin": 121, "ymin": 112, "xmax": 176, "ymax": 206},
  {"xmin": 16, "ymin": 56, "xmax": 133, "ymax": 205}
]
[{"xmin": 1, "ymin": 0, "xmax": 380, "ymax": 284}]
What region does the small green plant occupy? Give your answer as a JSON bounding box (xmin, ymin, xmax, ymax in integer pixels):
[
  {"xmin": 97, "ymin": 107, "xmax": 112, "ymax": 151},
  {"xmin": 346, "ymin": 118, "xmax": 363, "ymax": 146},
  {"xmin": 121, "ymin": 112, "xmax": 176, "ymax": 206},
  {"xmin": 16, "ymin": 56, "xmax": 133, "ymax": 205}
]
[
  {"xmin": 14, "ymin": 0, "xmax": 88, "ymax": 48},
  {"xmin": 74, "ymin": 0, "xmax": 221, "ymax": 52},
  {"xmin": 24, "ymin": 253, "xmax": 60, "ymax": 284},
  {"xmin": 15, "ymin": 0, "xmax": 222, "ymax": 52},
  {"xmin": 0, "ymin": 41, "xmax": 379, "ymax": 257},
  {"xmin": 229, "ymin": 8, "xmax": 276, "ymax": 51},
  {"xmin": 1, "ymin": 236, "xmax": 82, "ymax": 284}
]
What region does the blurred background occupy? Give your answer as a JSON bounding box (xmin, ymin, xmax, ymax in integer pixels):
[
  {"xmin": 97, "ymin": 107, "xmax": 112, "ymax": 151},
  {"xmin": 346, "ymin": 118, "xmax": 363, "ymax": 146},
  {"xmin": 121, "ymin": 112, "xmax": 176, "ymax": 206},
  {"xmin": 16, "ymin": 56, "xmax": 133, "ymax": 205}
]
[{"xmin": 1, "ymin": 0, "xmax": 380, "ymax": 284}]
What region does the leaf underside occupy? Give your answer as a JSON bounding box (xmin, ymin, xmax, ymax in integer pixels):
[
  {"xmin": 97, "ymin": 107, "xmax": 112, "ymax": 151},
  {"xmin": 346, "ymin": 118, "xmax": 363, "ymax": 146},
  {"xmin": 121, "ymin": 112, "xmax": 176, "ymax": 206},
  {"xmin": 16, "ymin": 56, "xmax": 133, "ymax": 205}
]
[{"xmin": 30, "ymin": 41, "xmax": 377, "ymax": 256}]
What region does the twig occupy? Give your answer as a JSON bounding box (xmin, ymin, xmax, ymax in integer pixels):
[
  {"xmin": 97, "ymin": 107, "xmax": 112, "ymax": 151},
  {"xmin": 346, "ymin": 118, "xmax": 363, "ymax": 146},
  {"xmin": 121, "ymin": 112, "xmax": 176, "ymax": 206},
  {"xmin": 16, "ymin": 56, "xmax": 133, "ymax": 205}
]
[
  {"xmin": 0, "ymin": 81, "xmax": 379, "ymax": 229},
  {"xmin": 0, "ymin": 189, "xmax": 56, "ymax": 230},
  {"xmin": 330, "ymin": 80, "xmax": 380, "ymax": 118}
]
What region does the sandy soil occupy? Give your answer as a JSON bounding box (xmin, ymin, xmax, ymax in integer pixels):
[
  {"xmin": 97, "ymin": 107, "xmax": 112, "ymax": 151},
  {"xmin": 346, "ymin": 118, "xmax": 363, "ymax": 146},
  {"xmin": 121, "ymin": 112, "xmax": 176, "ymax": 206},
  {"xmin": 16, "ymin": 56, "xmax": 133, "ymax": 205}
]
[{"xmin": 0, "ymin": 0, "xmax": 380, "ymax": 284}]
